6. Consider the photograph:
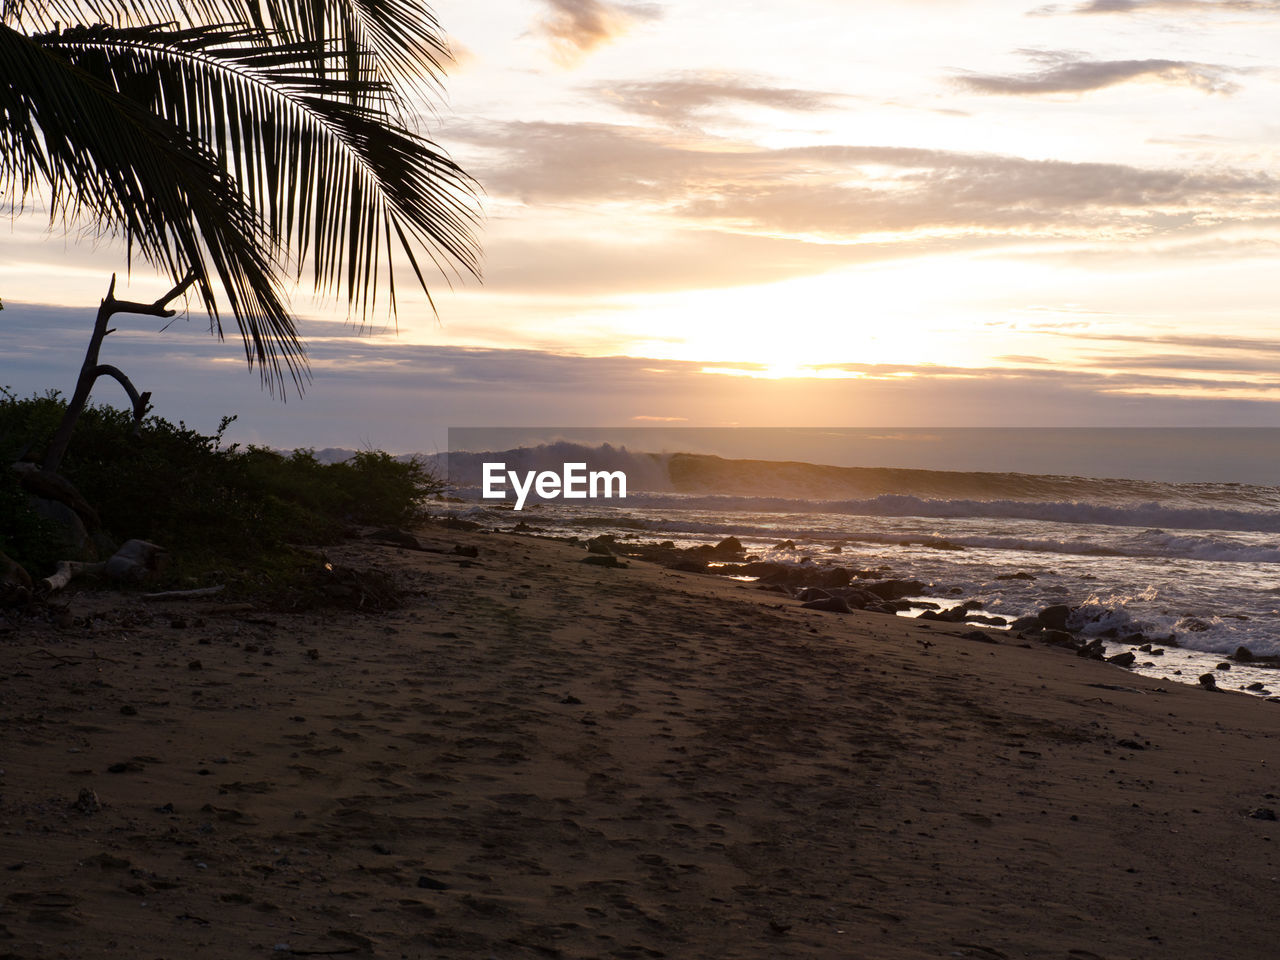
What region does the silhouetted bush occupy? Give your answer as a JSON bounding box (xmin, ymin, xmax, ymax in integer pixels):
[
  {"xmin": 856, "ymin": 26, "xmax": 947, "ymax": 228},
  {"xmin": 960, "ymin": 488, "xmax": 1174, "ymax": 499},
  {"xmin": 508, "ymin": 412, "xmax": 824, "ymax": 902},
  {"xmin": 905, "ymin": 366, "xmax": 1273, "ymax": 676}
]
[{"xmin": 0, "ymin": 391, "xmax": 440, "ymax": 582}]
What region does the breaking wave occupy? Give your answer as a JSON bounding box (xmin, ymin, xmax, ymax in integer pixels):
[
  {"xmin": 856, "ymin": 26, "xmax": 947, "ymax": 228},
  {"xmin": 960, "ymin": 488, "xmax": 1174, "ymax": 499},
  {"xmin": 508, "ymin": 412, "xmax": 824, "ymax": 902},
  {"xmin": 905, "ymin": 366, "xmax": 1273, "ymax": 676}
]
[{"xmin": 441, "ymin": 444, "xmax": 1280, "ymax": 532}]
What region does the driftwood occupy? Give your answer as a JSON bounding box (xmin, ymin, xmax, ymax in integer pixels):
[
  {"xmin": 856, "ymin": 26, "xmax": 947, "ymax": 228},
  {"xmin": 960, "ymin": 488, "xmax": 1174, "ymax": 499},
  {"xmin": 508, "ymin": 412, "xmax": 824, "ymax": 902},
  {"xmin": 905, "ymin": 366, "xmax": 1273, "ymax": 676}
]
[
  {"xmin": 37, "ymin": 539, "xmax": 169, "ymax": 596},
  {"xmin": 104, "ymin": 539, "xmax": 168, "ymax": 582},
  {"xmin": 39, "ymin": 560, "xmax": 107, "ymax": 595},
  {"xmin": 143, "ymin": 585, "xmax": 226, "ymax": 600}
]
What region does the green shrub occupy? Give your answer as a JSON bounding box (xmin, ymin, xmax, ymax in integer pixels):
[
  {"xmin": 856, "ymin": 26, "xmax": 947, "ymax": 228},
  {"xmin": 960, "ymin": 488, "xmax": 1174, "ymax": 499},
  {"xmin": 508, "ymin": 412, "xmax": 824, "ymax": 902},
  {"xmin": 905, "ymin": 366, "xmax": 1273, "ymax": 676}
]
[
  {"xmin": 0, "ymin": 468, "xmax": 62, "ymax": 571},
  {"xmin": 0, "ymin": 392, "xmax": 441, "ymax": 585}
]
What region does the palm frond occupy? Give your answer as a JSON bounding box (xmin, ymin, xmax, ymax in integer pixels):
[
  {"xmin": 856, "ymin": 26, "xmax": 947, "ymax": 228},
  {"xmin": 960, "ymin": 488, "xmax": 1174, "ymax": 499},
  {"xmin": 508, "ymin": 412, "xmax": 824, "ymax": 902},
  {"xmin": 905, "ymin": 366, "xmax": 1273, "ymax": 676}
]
[
  {"xmin": 39, "ymin": 23, "xmax": 480, "ymax": 310},
  {"xmin": 3, "ymin": 1, "xmax": 451, "ymax": 106},
  {"xmin": 0, "ymin": 11, "xmax": 482, "ymax": 391},
  {"xmin": 1, "ymin": 21, "xmax": 307, "ymax": 388}
]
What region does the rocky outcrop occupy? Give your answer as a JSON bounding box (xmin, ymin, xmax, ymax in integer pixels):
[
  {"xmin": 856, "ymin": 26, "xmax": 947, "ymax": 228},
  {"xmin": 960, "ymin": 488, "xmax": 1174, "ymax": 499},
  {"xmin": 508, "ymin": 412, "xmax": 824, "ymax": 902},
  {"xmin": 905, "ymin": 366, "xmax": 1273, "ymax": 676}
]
[
  {"xmin": 1, "ymin": 550, "xmax": 33, "ymax": 606},
  {"xmin": 801, "ymin": 596, "xmax": 852, "ymax": 614},
  {"xmin": 581, "ymin": 554, "xmax": 627, "ymax": 569},
  {"xmin": 1038, "ymin": 604, "xmax": 1072, "ymax": 631},
  {"xmin": 916, "ymin": 600, "xmax": 988, "ymax": 625},
  {"xmin": 864, "ymin": 579, "xmax": 927, "ymax": 602}
]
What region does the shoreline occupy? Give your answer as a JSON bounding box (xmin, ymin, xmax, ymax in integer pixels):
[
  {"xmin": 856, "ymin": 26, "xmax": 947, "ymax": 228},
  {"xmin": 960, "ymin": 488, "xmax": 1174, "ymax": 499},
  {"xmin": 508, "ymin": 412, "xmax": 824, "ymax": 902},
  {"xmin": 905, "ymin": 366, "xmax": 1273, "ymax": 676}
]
[
  {"xmin": 3, "ymin": 523, "xmax": 1280, "ymax": 958},
  {"xmin": 439, "ymin": 443, "xmax": 1280, "ymax": 673},
  {"xmin": 479, "ymin": 513, "xmax": 1280, "ymax": 700}
]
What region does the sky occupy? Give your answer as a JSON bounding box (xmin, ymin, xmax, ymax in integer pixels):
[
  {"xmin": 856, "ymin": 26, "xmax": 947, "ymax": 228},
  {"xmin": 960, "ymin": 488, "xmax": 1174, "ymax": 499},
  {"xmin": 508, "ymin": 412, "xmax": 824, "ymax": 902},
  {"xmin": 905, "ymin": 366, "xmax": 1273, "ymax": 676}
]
[{"xmin": 6, "ymin": 0, "xmax": 1280, "ymax": 454}]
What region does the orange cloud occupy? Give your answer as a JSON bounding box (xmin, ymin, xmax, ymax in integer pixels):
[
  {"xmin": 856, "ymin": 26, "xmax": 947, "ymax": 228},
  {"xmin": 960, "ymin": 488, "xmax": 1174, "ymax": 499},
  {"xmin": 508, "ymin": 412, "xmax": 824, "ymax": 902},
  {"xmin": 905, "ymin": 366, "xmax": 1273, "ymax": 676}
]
[{"xmin": 535, "ymin": 0, "xmax": 660, "ymax": 66}]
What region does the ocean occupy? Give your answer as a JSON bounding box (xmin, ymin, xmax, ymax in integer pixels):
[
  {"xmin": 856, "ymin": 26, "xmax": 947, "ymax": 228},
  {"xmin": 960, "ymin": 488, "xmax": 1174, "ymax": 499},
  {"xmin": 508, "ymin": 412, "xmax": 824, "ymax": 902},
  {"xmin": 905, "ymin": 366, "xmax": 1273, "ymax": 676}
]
[{"xmin": 440, "ymin": 429, "xmax": 1280, "ymax": 698}]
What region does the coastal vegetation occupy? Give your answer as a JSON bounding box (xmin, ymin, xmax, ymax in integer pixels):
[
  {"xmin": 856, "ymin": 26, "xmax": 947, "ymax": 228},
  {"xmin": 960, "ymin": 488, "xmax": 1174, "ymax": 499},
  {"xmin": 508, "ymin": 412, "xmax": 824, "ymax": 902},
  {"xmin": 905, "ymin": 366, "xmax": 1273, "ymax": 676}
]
[{"xmin": 1, "ymin": 391, "xmax": 440, "ymax": 596}]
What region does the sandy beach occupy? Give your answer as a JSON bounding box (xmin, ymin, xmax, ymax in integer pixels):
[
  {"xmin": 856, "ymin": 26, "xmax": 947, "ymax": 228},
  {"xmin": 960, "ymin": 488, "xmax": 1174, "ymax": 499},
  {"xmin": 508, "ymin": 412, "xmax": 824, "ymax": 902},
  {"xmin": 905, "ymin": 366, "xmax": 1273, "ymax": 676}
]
[{"xmin": 3, "ymin": 524, "xmax": 1280, "ymax": 959}]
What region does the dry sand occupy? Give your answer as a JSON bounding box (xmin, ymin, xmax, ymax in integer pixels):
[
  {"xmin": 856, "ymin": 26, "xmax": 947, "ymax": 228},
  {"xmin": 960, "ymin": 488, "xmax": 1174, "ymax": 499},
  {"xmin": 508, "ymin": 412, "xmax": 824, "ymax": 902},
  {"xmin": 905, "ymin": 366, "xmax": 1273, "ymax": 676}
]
[{"xmin": 2, "ymin": 526, "xmax": 1280, "ymax": 959}]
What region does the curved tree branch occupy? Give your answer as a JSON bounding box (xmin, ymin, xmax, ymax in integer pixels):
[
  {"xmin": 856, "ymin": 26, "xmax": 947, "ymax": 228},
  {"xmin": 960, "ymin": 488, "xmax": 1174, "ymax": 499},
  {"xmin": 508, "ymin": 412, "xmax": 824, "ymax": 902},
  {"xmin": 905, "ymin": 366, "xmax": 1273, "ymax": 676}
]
[
  {"xmin": 41, "ymin": 270, "xmax": 195, "ymax": 473},
  {"xmin": 93, "ymin": 365, "xmax": 152, "ymax": 428}
]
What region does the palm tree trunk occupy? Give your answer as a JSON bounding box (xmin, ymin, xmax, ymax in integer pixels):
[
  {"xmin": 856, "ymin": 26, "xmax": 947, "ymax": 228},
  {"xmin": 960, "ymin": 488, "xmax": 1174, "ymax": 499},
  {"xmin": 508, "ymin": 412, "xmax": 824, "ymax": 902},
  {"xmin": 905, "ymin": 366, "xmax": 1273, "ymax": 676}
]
[{"xmin": 42, "ymin": 269, "xmax": 199, "ymax": 474}]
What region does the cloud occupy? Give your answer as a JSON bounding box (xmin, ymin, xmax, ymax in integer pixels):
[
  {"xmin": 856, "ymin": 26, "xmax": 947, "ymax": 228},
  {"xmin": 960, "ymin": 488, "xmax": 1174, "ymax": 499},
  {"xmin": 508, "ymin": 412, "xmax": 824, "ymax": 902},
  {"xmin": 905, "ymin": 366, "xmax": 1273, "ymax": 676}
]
[
  {"xmin": 1089, "ymin": 353, "xmax": 1280, "ymax": 373},
  {"xmin": 533, "ymin": 0, "xmax": 661, "ymax": 66},
  {"xmin": 1065, "ymin": 1, "xmax": 1280, "ymax": 13},
  {"xmin": 1157, "ymin": 335, "xmax": 1280, "ymax": 353},
  {"xmin": 670, "ymin": 151, "xmax": 1261, "ymax": 237},
  {"xmin": 959, "ymin": 52, "xmax": 1241, "ymax": 95},
  {"xmin": 443, "ymin": 36, "xmax": 478, "ymax": 72},
  {"xmin": 447, "ymin": 119, "xmax": 699, "ymax": 202},
  {"xmin": 808, "ymin": 358, "xmax": 1274, "ymax": 395},
  {"xmin": 1080, "ymin": 0, "xmax": 1155, "ymax": 9},
  {"xmin": 597, "ymin": 75, "xmax": 851, "ymax": 125},
  {"xmin": 1061, "ymin": 331, "xmax": 1280, "ymax": 355},
  {"xmin": 1037, "ymin": 330, "xmax": 1280, "ymax": 377},
  {"xmin": 449, "ymin": 120, "xmax": 1279, "ymax": 245},
  {"xmin": 478, "ymin": 229, "xmax": 888, "ymax": 295}
]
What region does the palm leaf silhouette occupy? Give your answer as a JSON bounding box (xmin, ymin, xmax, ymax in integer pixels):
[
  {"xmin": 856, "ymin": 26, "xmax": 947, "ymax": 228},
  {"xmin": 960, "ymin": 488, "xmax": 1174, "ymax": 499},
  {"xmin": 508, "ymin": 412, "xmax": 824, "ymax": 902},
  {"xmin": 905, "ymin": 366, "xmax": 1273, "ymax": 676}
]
[{"xmin": 0, "ymin": 3, "xmax": 480, "ymax": 392}]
